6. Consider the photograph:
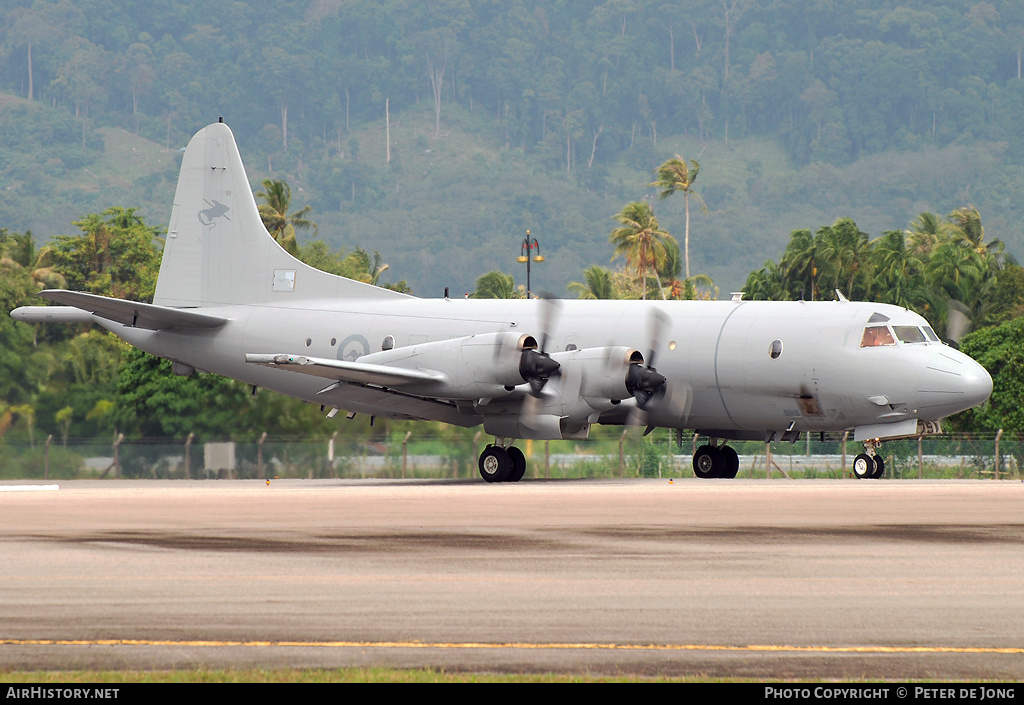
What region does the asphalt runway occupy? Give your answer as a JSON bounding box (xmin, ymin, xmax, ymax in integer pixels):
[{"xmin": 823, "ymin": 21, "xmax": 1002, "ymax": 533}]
[{"xmin": 1, "ymin": 478, "xmax": 1023, "ymax": 679}]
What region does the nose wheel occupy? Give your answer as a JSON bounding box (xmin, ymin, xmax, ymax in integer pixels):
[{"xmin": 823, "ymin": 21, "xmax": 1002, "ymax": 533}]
[
  {"xmin": 853, "ymin": 440, "xmax": 886, "ymax": 479},
  {"xmin": 478, "ymin": 444, "xmax": 527, "ymax": 483}
]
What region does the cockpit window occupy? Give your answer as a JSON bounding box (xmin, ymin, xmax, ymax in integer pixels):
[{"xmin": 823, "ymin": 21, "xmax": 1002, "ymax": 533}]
[
  {"xmin": 893, "ymin": 325, "xmax": 927, "ymax": 344},
  {"xmin": 867, "ymin": 312, "xmax": 891, "ymax": 323},
  {"xmin": 922, "ymin": 326, "xmax": 940, "ymax": 342},
  {"xmin": 860, "ymin": 326, "xmax": 895, "ymax": 347}
]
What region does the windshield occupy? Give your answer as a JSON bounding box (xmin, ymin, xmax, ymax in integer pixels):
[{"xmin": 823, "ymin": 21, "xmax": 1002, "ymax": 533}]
[
  {"xmin": 893, "ymin": 325, "xmax": 927, "ymax": 344},
  {"xmin": 860, "ymin": 326, "xmax": 895, "ymax": 347}
]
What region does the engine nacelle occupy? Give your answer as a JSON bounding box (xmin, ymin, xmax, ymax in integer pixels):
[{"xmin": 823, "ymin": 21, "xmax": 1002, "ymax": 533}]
[
  {"xmin": 358, "ymin": 331, "xmax": 535, "ymax": 399},
  {"xmin": 478, "ymin": 345, "xmax": 648, "ymax": 440},
  {"xmin": 549, "ymin": 346, "xmax": 644, "ymax": 402}
]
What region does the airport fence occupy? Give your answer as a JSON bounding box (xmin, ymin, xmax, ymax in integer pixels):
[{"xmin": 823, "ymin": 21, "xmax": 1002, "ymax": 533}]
[{"xmin": 0, "ymin": 431, "xmax": 1022, "ymax": 481}]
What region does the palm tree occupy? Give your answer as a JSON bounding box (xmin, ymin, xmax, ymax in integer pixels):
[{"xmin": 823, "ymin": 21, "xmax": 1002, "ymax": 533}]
[
  {"xmin": 871, "ymin": 230, "xmax": 926, "ymax": 311},
  {"xmin": 906, "ymin": 212, "xmax": 950, "ymax": 257},
  {"xmin": 779, "ymin": 228, "xmax": 817, "ymax": 300},
  {"xmin": 814, "ymin": 218, "xmax": 871, "ymax": 298},
  {"xmin": 650, "ymin": 155, "xmax": 706, "ymax": 279},
  {"xmin": 255, "ymin": 179, "xmax": 317, "ymax": 256},
  {"xmin": 471, "ymin": 270, "xmax": 518, "ymax": 299},
  {"xmin": 744, "ymin": 260, "xmax": 790, "ymax": 301},
  {"xmin": 568, "ymin": 265, "xmax": 617, "ymax": 299},
  {"xmin": 609, "ymin": 201, "xmax": 675, "ymax": 300}
]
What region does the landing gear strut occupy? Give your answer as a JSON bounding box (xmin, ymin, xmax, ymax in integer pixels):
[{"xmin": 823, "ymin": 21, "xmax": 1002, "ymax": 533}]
[
  {"xmin": 853, "ymin": 438, "xmax": 885, "ymax": 479},
  {"xmin": 478, "ymin": 443, "xmax": 527, "ymax": 483},
  {"xmin": 692, "ymin": 442, "xmax": 739, "ymax": 479}
]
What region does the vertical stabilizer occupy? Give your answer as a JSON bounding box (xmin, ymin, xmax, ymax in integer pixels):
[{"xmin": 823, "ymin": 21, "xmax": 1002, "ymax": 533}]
[{"xmin": 154, "ymin": 122, "xmax": 408, "ymax": 308}]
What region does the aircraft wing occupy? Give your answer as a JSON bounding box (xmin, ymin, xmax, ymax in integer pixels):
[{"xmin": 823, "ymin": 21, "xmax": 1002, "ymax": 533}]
[
  {"xmin": 245, "ymin": 353, "xmax": 447, "ymax": 387},
  {"xmin": 24, "ymin": 290, "xmax": 229, "ymax": 330},
  {"xmin": 245, "ymin": 353, "xmax": 476, "ymax": 426}
]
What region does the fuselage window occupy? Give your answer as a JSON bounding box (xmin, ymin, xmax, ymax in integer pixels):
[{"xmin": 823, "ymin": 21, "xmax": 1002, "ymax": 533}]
[
  {"xmin": 893, "ymin": 325, "xmax": 927, "ymax": 344},
  {"xmin": 769, "ymin": 339, "xmax": 783, "ymax": 359},
  {"xmin": 860, "ymin": 326, "xmax": 895, "ymax": 347},
  {"xmin": 382, "ymin": 335, "xmax": 395, "ymax": 351}
]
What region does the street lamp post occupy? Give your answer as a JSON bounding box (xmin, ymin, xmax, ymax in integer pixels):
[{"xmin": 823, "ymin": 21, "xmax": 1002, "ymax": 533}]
[{"xmin": 518, "ymin": 230, "xmax": 544, "ymax": 299}]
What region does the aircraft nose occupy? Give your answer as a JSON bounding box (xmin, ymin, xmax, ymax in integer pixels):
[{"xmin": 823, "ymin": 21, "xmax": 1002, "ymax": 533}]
[{"xmin": 916, "ymin": 348, "xmax": 992, "ymax": 417}]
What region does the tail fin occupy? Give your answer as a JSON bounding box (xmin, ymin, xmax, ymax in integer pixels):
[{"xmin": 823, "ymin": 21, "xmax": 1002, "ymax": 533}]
[{"xmin": 153, "ymin": 121, "xmax": 408, "ymax": 308}]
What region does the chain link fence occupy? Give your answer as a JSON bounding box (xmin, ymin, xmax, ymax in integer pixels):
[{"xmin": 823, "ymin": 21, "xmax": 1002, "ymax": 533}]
[{"xmin": 1, "ymin": 432, "xmax": 1021, "ymax": 481}]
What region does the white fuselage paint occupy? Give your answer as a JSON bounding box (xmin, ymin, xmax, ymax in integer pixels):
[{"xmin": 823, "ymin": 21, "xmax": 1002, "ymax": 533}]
[{"xmin": 107, "ymin": 296, "xmax": 992, "ymax": 441}]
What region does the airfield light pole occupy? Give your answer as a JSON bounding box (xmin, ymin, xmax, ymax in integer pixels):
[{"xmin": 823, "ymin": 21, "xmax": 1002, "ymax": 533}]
[{"xmin": 518, "ymin": 231, "xmax": 544, "ymax": 299}]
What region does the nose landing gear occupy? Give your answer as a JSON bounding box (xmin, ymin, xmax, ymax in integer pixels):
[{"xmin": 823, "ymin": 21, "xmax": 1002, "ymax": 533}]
[{"xmin": 853, "ymin": 439, "xmax": 885, "ymax": 479}]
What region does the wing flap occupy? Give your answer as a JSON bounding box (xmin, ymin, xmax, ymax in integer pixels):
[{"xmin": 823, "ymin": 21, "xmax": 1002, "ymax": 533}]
[
  {"xmin": 35, "ymin": 290, "xmax": 227, "ymax": 330},
  {"xmin": 245, "ymin": 353, "xmax": 447, "ymax": 388}
]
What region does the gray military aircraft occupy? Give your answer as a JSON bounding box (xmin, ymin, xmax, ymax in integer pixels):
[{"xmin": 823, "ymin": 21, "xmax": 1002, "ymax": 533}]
[{"xmin": 11, "ymin": 121, "xmax": 994, "ymax": 481}]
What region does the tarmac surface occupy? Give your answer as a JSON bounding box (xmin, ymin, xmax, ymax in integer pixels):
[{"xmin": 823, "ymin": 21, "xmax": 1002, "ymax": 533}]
[{"xmin": 1, "ymin": 478, "xmax": 1023, "ymax": 679}]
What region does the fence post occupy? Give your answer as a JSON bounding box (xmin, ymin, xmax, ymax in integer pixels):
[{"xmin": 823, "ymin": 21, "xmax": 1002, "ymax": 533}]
[
  {"xmin": 991, "ymin": 430, "xmax": 999, "ymax": 479},
  {"xmin": 258, "ymin": 432, "xmax": 267, "ymax": 479},
  {"xmin": 328, "ymin": 431, "xmax": 337, "ymax": 478},
  {"xmin": 45, "ymin": 434, "xmax": 52, "ymax": 480},
  {"xmin": 184, "ymin": 432, "xmax": 194, "ymax": 479},
  {"xmin": 402, "ymin": 431, "xmax": 412, "ymax": 479},
  {"xmin": 921, "ymin": 434, "xmax": 929, "ymax": 479},
  {"xmin": 619, "ymin": 430, "xmax": 628, "ymax": 477},
  {"xmin": 113, "ymin": 432, "xmax": 123, "ymax": 479}
]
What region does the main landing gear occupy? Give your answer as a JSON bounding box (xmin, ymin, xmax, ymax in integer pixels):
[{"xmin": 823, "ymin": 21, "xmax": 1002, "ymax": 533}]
[
  {"xmin": 853, "ymin": 438, "xmax": 885, "ymax": 479},
  {"xmin": 692, "ymin": 443, "xmax": 740, "ymax": 479},
  {"xmin": 478, "ymin": 443, "xmax": 527, "ymax": 483}
]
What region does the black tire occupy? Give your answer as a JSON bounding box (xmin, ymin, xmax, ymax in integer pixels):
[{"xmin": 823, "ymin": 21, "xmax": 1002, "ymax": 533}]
[
  {"xmin": 479, "ymin": 446, "xmax": 511, "ymax": 483},
  {"xmin": 693, "ymin": 445, "xmax": 725, "ymax": 479},
  {"xmin": 853, "ymin": 453, "xmax": 874, "ymax": 479},
  {"xmin": 721, "ymin": 446, "xmax": 739, "ymax": 479},
  {"xmin": 507, "ymin": 446, "xmax": 527, "ymax": 482},
  {"xmin": 870, "ymin": 454, "xmax": 885, "ymax": 479}
]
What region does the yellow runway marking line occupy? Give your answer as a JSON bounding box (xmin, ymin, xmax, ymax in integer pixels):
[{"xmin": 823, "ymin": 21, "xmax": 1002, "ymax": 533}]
[{"xmin": 3, "ymin": 639, "xmax": 1023, "ymax": 655}]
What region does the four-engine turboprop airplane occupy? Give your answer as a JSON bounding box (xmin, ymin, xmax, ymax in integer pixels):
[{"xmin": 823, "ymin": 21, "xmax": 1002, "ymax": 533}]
[{"xmin": 11, "ymin": 121, "xmax": 994, "ymax": 481}]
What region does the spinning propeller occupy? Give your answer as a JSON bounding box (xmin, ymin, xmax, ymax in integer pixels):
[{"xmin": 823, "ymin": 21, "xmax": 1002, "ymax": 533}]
[
  {"xmin": 518, "ymin": 296, "xmax": 562, "ymax": 397},
  {"xmin": 626, "ymin": 309, "xmax": 669, "ymax": 409},
  {"xmin": 625, "ymin": 308, "xmax": 691, "ymax": 429}
]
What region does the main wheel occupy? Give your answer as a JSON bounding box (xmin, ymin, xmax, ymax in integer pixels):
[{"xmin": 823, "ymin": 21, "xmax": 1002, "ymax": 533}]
[
  {"xmin": 693, "ymin": 445, "xmax": 725, "ymax": 479},
  {"xmin": 870, "ymin": 454, "xmax": 885, "ymax": 479},
  {"xmin": 479, "ymin": 446, "xmax": 512, "ymax": 483},
  {"xmin": 721, "ymin": 446, "xmax": 739, "ymax": 479},
  {"xmin": 853, "ymin": 453, "xmax": 875, "ymax": 479},
  {"xmin": 507, "ymin": 446, "xmax": 527, "ymax": 482}
]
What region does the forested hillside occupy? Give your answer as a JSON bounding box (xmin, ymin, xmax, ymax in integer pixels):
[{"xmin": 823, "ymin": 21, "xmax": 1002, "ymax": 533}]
[
  {"xmin": 3, "ymin": 0, "xmax": 1024, "ymax": 295},
  {"xmin": 4, "ymin": 0, "xmax": 1024, "ymax": 450}
]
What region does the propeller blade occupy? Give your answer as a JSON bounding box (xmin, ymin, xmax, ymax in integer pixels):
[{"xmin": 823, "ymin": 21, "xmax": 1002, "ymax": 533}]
[
  {"xmin": 518, "ymin": 295, "xmax": 563, "ymax": 397},
  {"xmin": 536, "ymin": 295, "xmax": 561, "ymax": 354},
  {"xmin": 645, "ymin": 307, "xmax": 670, "ymax": 370}
]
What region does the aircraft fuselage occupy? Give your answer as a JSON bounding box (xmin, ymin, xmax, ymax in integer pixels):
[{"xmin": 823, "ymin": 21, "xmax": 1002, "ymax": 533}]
[{"xmin": 107, "ymin": 296, "xmax": 991, "ymax": 444}]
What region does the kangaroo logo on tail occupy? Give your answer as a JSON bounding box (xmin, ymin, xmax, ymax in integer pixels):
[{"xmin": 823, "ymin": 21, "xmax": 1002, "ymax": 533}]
[{"xmin": 198, "ymin": 199, "xmax": 231, "ymax": 227}]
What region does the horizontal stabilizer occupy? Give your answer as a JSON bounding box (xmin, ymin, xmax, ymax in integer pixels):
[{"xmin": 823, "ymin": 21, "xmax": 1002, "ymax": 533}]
[
  {"xmin": 33, "ymin": 290, "xmax": 228, "ymax": 330},
  {"xmin": 245, "ymin": 353, "xmax": 446, "ymax": 388}
]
